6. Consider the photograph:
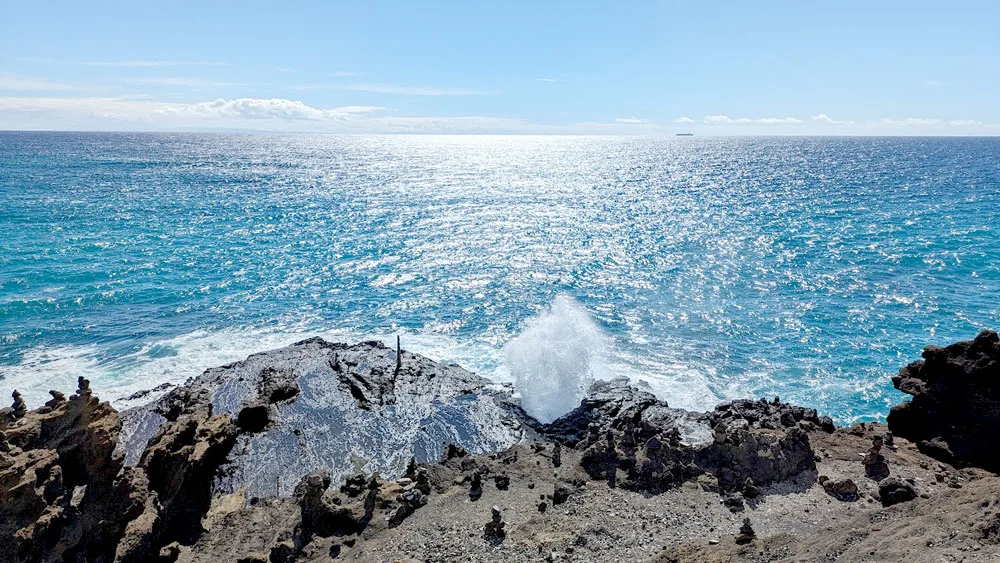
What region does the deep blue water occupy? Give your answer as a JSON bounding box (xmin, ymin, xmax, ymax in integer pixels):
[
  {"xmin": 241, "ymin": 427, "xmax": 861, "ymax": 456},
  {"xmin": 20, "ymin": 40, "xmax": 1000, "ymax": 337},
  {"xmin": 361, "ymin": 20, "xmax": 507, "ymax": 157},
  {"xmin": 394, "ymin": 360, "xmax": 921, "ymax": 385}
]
[{"xmin": 1, "ymin": 132, "xmax": 998, "ymax": 422}]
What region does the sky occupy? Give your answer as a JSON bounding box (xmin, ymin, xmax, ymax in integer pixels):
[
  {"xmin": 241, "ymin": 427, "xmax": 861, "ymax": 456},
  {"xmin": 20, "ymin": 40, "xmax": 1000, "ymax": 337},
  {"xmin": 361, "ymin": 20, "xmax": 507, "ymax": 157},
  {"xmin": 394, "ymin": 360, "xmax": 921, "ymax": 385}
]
[{"xmin": 1, "ymin": 1, "xmax": 998, "ymax": 135}]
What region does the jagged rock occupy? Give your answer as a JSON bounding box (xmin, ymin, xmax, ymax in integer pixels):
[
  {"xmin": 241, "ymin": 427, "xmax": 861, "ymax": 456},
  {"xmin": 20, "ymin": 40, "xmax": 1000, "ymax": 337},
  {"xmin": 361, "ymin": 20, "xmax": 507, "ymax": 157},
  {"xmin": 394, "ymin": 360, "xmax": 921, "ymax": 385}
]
[
  {"xmin": 819, "ymin": 476, "xmax": 859, "ymax": 501},
  {"xmin": 0, "ymin": 383, "xmax": 130, "ymax": 563},
  {"xmin": 549, "ymin": 379, "xmax": 816, "ymax": 496},
  {"xmin": 544, "ymin": 378, "xmax": 660, "ymax": 446},
  {"xmin": 258, "ymin": 366, "xmax": 300, "ymax": 403},
  {"xmin": 878, "ymin": 477, "xmax": 917, "ymax": 506},
  {"xmin": 158, "ymin": 541, "xmax": 181, "ymax": 562},
  {"xmin": 552, "ymin": 442, "xmax": 562, "ymax": 468},
  {"xmin": 888, "ymin": 330, "xmax": 1000, "ymax": 471},
  {"xmin": 117, "ymin": 410, "xmax": 239, "ymax": 557},
  {"xmin": 698, "ymin": 422, "xmax": 816, "ymax": 493},
  {"xmin": 742, "ymin": 477, "xmax": 761, "ymax": 499},
  {"xmin": 711, "ymin": 398, "xmax": 829, "ymax": 433},
  {"xmin": 294, "ymin": 469, "xmax": 375, "ymax": 541}
]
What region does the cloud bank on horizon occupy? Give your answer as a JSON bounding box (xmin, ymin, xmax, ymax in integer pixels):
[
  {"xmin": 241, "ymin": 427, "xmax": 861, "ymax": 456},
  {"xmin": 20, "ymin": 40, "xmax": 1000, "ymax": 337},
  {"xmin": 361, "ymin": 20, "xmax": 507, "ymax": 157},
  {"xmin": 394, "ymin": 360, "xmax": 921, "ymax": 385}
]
[{"xmin": 0, "ymin": 1, "xmax": 997, "ymax": 135}]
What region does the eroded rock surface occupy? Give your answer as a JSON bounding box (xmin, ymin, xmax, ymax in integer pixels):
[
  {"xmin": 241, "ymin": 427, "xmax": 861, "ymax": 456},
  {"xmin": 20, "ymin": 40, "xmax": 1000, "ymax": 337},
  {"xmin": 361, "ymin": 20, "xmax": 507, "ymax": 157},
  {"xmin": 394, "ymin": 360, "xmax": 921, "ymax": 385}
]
[{"xmin": 120, "ymin": 338, "xmax": 531, "ymax": 498}]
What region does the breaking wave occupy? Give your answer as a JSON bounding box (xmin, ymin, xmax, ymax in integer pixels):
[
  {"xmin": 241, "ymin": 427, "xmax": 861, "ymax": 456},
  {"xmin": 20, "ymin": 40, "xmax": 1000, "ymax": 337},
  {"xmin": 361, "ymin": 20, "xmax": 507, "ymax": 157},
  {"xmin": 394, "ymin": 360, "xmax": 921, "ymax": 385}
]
[{"xmin": 503, "ymin": 295, "xmax": 609, "ymax": 423}]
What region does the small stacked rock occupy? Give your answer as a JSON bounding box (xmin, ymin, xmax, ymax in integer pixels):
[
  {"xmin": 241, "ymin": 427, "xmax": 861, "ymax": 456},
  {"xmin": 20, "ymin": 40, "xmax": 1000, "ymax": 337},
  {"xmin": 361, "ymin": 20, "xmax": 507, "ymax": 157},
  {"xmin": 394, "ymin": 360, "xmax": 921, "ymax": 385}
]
[
  {"xmin": 483, "ymin": 505, "xmax": 506, "ymax": 543},
  {"xmin": 469, "ymin": 471, "xmax": 483, "ymax": 501},
  {"xmin": 11, "ymin": 390, "xmax": 27, "ymax": 419},
  {"xmin": 735, "ymin": 518, "xmax": 756, "ymax": 544},
  {"xmin": 863, "ymin": 435, "xmax": 890, "ymax": 480}
]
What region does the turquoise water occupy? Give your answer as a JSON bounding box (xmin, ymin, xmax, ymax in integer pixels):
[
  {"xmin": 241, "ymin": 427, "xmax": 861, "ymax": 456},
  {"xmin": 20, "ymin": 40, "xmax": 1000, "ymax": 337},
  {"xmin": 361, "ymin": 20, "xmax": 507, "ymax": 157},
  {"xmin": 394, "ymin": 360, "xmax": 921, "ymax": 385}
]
[{"xmin": 1, "ymin": 132, "xmax": 998, "ymax": 422}]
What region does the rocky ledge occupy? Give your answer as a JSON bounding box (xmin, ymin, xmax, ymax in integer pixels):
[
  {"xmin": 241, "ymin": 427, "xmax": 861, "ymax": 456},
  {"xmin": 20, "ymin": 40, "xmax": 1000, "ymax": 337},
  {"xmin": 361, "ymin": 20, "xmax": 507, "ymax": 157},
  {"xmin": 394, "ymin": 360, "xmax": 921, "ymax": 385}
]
[
  {"xmin": 887, "ymin": 329, "xmax": 1000, "ymax": 471},
  {"xmin": 2, "ymin": 332, "xmax": 1000, "ymax": 562}
]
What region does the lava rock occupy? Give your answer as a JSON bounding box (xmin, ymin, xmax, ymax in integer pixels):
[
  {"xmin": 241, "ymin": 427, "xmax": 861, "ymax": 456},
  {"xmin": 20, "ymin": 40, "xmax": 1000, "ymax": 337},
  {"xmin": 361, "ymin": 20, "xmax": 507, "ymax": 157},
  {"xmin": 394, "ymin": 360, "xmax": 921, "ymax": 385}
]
[
  {"xmin": 887, "ymin": 330, "xmax": 1000, "ymax": 472},
  {"xmin": 483, "ymin": 505, "xmax": 506, "ymax": 544},
  {"xmin": 552, "ymin": 484, "xmax": 571, "ymax": 505},
  {"xmin": 735, "ymin": 518, "xmax": 756, "ymax": 544},
  {"xmin": 878, "ymin": 477, "xmax": 918, "ymax": 507},
  {"xmin": 819, "ymin": 476, "xmax": 859, "ymax": 501}
]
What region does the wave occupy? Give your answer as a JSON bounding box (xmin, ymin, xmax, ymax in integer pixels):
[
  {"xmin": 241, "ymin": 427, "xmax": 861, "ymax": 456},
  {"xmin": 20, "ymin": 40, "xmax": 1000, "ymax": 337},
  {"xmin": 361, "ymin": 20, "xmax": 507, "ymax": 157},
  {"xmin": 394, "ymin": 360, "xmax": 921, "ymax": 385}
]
[
  {"xmin": 503, "ymin": 295, "xmax": 609, "ymax": 423},
  {"xmin": 1, "ymin": 300, "xmax": 723, "ymax": 418},
  {"xmin": 0, "ymin": 327, "xmax": 508, "ymax": 410}
]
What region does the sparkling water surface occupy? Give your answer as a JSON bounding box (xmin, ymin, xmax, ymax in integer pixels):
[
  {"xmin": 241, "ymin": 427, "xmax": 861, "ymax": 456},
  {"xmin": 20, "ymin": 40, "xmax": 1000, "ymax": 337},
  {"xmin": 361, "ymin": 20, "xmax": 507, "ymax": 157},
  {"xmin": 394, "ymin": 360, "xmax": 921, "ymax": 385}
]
[{"xmin": 1, "ymin": 132, "xmax": 998, "ymax": 423}]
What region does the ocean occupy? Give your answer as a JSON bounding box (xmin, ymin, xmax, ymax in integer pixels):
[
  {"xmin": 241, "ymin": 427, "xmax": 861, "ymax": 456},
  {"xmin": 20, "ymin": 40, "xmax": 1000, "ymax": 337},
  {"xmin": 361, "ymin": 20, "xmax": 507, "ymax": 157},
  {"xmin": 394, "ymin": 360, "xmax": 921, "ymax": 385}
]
[{"xmin": 1, "ymin": 132, "xmax": 998, "ymax": 423}]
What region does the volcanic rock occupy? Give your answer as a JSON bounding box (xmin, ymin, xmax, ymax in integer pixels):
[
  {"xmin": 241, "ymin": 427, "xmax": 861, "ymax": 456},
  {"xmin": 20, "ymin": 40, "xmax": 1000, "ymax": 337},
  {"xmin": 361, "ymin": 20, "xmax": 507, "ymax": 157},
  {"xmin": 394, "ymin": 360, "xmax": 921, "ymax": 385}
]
[
  {"xmin": 119, "ymin": 338, "xmax": 530, "ymax": 498},
  {"xmin": 878, "ymin": 477, "xmax": 918, "ymax": 507},
  {"xmin": 735, "ymin": 518, "xmax": 756, "ymax": 544},
  {"xmin": 887, "ymin": 330, "xmax": 1000, "ymax": 471},
  {"xmin": 819, "ymin": 476, "xmax": 859, "ymax": 501}
]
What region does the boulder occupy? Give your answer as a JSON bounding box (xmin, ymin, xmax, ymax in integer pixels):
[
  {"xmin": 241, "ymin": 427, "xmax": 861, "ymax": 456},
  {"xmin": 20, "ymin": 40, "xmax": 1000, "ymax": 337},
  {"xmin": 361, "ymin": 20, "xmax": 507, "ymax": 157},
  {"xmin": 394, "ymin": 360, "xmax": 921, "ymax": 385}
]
[
  {"xmin": 819, "ymin": 476, "xmax": 859, "ymax": 501},
  {"xmin": 120, "ymin": 338, "xmax": 530, "ymax": 498},
  {"xmin": 878, "ymin": 477, "xmax": 917, "ymax": 507}
]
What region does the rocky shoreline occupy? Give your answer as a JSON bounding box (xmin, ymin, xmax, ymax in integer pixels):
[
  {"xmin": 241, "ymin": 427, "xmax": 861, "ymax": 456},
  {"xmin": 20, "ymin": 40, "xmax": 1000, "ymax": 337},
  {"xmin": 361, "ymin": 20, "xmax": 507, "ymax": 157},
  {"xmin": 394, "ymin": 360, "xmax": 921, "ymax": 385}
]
[{"xmin": 2, "ymin": 331, "xmax": 999, "ymax": 562}]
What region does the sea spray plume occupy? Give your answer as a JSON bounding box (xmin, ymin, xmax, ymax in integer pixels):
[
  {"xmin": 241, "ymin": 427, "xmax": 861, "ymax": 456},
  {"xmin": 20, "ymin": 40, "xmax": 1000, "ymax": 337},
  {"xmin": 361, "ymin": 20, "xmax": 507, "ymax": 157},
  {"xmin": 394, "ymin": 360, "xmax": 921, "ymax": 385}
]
[{"xmin": 504, "ymin": 295, "xmax": 608, "ymax": 423}]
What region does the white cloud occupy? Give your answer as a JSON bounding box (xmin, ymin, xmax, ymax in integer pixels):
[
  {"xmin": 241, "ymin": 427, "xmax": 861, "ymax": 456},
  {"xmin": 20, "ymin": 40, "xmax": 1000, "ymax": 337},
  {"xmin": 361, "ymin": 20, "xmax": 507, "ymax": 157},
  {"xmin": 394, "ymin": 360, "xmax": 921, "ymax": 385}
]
[
  {"xmin": 535, "ymin": 78, "xmax": 557, "ymax": 83},
  {"xmin": 674, "ymin": 116, "xmax": 696, "ymax": 123},
  {"xmin": 615, "ymin": 117, "xmax": 648, "ymax": 124},
  {"xmin": 276, "ymin": 68, "xmax": 298, "ymax": 73},
  {"xmin": 161, "ymin": 98, "xmax": 384, "ymax": 121},
  {"xmin": 338, "ymin": 83, "xmax": 496, "ymax": 96},
  {"xmin": 704, "ymin": 114, "xmax": 731, "ymax": 123},
  {"xmin": 704, "ymin": 114, "xmax": 803, "ymax": 124},
  {"xmin": 0, "ymin": 73, "xmax": 83, "ymax": 91},
  {"xmin": 0, "ymin": 96, "xmax": 994, "ymax": 135},
  {"xmin": 810, "ymin": 114, "xmax": 854, "ymax": 125},
  {"xmin": 330, "ymin": 71, "xmax": 357, "ymax": 77}
]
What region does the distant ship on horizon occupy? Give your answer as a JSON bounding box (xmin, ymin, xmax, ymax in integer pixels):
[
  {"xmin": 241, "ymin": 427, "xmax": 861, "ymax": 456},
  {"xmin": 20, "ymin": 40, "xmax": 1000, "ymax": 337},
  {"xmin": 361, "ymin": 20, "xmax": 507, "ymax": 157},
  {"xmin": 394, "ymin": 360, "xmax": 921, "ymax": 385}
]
[{"xmin": 676, "ymin": 132, "xmax": 694, "ymax": 136}]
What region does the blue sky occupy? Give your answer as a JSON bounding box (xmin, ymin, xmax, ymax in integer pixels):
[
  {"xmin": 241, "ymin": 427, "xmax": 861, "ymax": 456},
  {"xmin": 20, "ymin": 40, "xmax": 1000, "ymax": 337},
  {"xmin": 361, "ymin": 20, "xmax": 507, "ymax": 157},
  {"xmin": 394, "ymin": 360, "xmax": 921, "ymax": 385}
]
[{"xmin": 1, "ymin": 0, "xmax": 997, "ymax": 134}]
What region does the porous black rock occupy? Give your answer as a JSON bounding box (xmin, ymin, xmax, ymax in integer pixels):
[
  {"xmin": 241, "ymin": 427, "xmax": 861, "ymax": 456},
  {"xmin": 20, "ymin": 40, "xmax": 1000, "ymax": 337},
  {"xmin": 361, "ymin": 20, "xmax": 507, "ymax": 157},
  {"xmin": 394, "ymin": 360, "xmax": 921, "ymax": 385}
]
[
  {"xmin": 887, "ymin": 330, "xmax": 1000, "ymax": 472},
  {"xmin": 878, "ymin": 477, "xmax": 917, "ymax": 507}
]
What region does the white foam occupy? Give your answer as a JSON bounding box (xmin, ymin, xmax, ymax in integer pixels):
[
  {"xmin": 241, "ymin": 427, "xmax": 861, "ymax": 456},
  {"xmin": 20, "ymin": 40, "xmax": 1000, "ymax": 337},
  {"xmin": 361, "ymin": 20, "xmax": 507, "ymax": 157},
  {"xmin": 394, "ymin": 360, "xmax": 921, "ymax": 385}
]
[
  {"xmin": 503, "ymin": 295, "xmax": 609, "ymax": 423},
  {"xmin": 0, "ymin": 326, "xmax": 508, "ymax": 410},
  {"xmin": 1, "ymin": 305, "xmax": 722, "ymax": 418},
  {"xmin": 0, "ymin": 345, "xmax": 104, "ymax": 407}
]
